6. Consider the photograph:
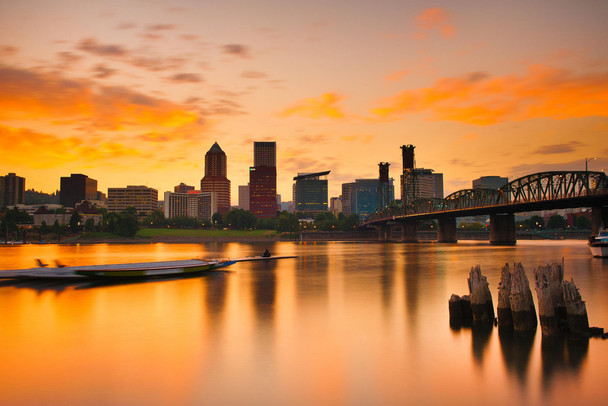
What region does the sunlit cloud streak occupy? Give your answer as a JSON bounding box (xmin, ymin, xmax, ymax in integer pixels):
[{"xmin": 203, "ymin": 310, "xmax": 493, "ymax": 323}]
[
  {"xmin": 371, "ymin": 65, "xmax": 608, "ymax": 125},
  {"xmin": 532, "ymin": 142, "xmax": 584, "ymax": 155},
  {"xmin": 414, "ymin": 8, "xmax": 456, "ymax": 40},
  {"xmin": 281, "ymin": 93, "xmax": 346, "ymax": 119},
  {"xmin": 168, "ymin": 73, "xmax": 203, "ymax": 83},
  {"xmin": 77, "ymin": 38, "xmax": 128, "ymax": 57},
  {"xmin": 221, "ymin": 44, "xmax": 250, "ymax": 58}
]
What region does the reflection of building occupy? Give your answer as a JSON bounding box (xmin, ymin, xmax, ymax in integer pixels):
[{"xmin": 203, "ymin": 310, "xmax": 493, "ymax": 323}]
[
  {"xmin": 60, "ymin": 173, "xmax": 97, "ymax": 208},
  {"xmin": 107, "ymin": 185, "xmax": 158, "ymax": 215},
  {"xmin": 164, "ymin": 191, "xmax": 216, "ymax": 220},
  {"xmin": 238, "ymin": 185, "xmax": 250, "ymax": 210},
  {"xmin": 200, "ymin": 142, "xmax": 231, "ymax": 215},
  {"xmin": 0, "ymin": 172, "xmax": 25, "ymax": 208},
  {"xmin": 294, "ymin": 171, "xmax": 330, "ymax": 215},
  {"xmin": 250, "ymin": 141, "xmax": 277, "ymax": 218},
  {"xmin": 472, "ymin": 176, "xmax": 508, "ymax": 190}
]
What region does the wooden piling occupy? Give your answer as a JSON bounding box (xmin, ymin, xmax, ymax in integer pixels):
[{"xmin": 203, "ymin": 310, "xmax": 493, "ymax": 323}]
[
  {"xmin": 467, "ymin": 265, "xmax": 495, "ymax": 326},
  {"xmin": 563, "ymin": 279, "xmax": 589, "ymax": 336},
  {"xmin": 534, "ymin": 265, "xmax": 560, "ymax": 336},
  {"xmin": 497, "ymin": 263, "xmax": 513, "ymax": 329},
  {"xmin": 449, "ymin": 294, "xmax": 464, "ymax": 328},
  {"xmin": 509, "ymin": 263, "xmax": 537, "ymax": 332}
]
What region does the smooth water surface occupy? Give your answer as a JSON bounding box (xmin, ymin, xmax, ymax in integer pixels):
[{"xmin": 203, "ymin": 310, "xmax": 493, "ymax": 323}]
[{"xmin": 1, "ymin": 241, "xmax": 607, "ymax": 405}]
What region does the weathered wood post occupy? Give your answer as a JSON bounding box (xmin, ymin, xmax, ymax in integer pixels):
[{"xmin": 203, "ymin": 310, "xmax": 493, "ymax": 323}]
[
  {"xmin": 449, "ymin": 294, "xmax": 473, "ymax": 328},
  {"xmin": 563, "ymin": 278, "xmax": 589, "ymax": 336},
  {"xmin": 509, "ymin": 263, "xmax": 537, "ymax": 332},
  {"xmin": 497, "ymin": 263, "xmax": 513, "ymax": 329},
  {"xmin": 534, "ymin": 265, "xmax": 560, "ymax": 336},
  {"xmin": 467, "ymin": 265, "xmax": 495, "ymax": 327}
]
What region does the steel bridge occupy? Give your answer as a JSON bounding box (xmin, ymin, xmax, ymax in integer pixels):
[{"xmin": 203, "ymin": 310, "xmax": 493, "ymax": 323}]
[{"xmin": 363, "ymin": 171, "xmax": 608, "ymax": 244}]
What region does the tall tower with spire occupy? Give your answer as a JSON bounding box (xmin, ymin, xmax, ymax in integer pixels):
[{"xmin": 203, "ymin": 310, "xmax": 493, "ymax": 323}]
[{"xmin": 201, "ymin": 142, "xmax": 231, "ymax": 214}]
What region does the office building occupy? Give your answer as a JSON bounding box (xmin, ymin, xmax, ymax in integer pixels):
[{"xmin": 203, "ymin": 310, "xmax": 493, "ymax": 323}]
[
  {"xmin": 200, "ymin": 142, "xmax": 231, "ymax": 214},
  {"xmin": 399, "ymin": 146, "xmax": 443, "ymax": 207},
  {"xmin": 347, "ymin": 178, "xmax": 395, "ymax": 219},
  {"xmin": 293, "ymin": 171, "xmax": 330, "ymax": 215},
  {"xmin": 164, "ymin": 191, "xmax": 216, "ymax": 221},
  {"xmin": 330, "ymin": 197, "xmax": 343, "ymax": 216},
  {"xmin": 60, "ymin": 174, "xmax": 97, "ymax": 208},
  {"xmin": 249, "ymin": 141, "xmax": 277, "ymax": 218},
  {"xmin": 250, "ymin": 166, "xmax": 277, "ymax": 217},
  {"xmin": 107, "ymin": 185, "xmax": 158, "ymax": 215},
  {"xmin": 0, "ymin": 172, "xmax": 25, "ymax": 208},
  {"xmin": 472, "ymin": 176, "xmax": 508, "ymax": 190},
  {"xmin": 341, "ymin": 183, "xmax": 355, "ymax": 216},
  {"xmin": 238, "ymin": 185, "xmax": 250, "ymax": 211},
  {"xmin": 174, "ymin": 183, "xmax": 195, "ymax": 194}
]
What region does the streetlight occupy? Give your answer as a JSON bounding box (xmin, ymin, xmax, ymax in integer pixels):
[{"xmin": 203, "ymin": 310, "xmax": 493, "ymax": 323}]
[{"xmin": 585, "ymin": 157, "xmax": 596, "ymax": 172}]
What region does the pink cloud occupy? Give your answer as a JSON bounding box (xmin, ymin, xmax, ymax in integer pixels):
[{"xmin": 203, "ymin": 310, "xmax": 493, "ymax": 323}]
[{"xmin": 414, "ymin": 8, "xmax": 456, "ymax": 40}]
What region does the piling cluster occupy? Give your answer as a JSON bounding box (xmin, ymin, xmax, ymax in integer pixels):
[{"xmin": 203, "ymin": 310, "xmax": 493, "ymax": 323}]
[{"xmin": 449, "ymin": 261, "xmax": 605, "ymax": 338}]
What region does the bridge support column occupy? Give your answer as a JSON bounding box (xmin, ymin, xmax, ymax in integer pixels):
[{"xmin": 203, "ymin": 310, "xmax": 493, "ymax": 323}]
[
  {"xmin": 489, "ymin": 213, "xmax": 516, "ymax": 245},
  {"xmin": 400, "ymin": 222, "xmax": 418, "ymax": 243},
  {"xmin": 374, "ymin": 225, "xmax": 389, "ymax": 242},
  {"xmin": 591, "ymin": 206, "xmax": 608, "ymax": 235},
  {"xmin": 437, "ymin": 218, "xmax": 457, "ymax": 243}
]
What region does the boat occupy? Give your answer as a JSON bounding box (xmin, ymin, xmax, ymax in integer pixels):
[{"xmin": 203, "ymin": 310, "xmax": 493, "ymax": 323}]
[
  {"xmin": 588, "ymin": 229, "xmax": 608, "ymax": 258},
  {"xmin": 0, "ymin": 259, "xmax": 236, "ymax": 279}
]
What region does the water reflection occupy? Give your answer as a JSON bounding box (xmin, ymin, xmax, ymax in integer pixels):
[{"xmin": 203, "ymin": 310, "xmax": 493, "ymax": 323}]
[
  {"xmin": 541, "ymin": 336, "xmax": 588, "ymax": 391},
  {"xmin": 498, "ymin": 329, "xmax": 535, "ymax": 384}
]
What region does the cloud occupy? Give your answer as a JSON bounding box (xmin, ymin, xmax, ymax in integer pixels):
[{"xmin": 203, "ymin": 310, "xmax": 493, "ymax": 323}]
[
  {"xmin": 414, "ymin": 8, "xmax": 456, "ymax": 40},
  {"xmin": 339, "ymin": 134, "xmax": 374, "ymax": 143},
  {"xmin": 116, "ymin": 22, "xmax": 137, "ymax": 30},
  {"xmin": 77, "ymin": 38, "xmax": 128, "ymax": 57},
  {"xmin": 385, "ymin": 70, "xmax": 411, "ymax": 82},
  {"xmin": 532, "ymin": 142, "xmax": 584, "ymax": 155},
  {"xmin": 92, "ymin": 64, "xmax": 116, "ymax": 79},
  {"xmin": 241, "ymin": 70, "xmax": 266, "ymax": 79},
  {"xmin": 0, "ymin": 65, "xmax": 199, "ymax": 130},
  {"xmin": 281, "ymin": 93, "xmax": 346, "ymax": 119},
  {"xmin": 168, "ymin": 73, "xmax": 203, "ymax": 83},
  {"xmin": 371, "ymin": 64, "xmax": 608, "ymax": 125},
  {"xmin": 129, "ymin": 56, "xmax": 186, "ymax": 72},
  {"xmin": 146, "ymin": 24, "xmax": 177, "ymax": 31},
  {"xmin": 0, "ymin": 45, "xmax": 19, "ymax": 57},
  {"xmin": 221, "ymin": 44, "xmax": 250, "ymax": 58}
]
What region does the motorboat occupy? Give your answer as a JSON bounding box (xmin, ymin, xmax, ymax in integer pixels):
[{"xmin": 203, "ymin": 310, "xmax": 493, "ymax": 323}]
[{"xmin": 588, "ymin": 229, "xmax": 608, "ymax": 258}]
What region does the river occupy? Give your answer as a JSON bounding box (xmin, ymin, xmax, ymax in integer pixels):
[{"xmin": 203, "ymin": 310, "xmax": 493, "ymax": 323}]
[{"xmin": 0, "ymin": 240, "xmax": 607, "ymax": 405}]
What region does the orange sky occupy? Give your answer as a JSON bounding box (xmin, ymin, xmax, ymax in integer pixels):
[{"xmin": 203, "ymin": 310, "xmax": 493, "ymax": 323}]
[{"xmin": 1, "ymin": 1, "xmax": 607, "ymax": 203}]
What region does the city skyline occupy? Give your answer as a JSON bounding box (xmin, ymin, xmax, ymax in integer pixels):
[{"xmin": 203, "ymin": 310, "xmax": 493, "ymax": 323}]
[{"xmin": 1, "ymin": 1, "xmax": 607, "ymax": 203}]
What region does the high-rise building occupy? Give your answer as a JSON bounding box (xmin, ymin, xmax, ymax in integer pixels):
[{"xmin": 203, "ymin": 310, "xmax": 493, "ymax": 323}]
[
  {"xmin": 341, "ymin": 182, "xmax": 355, "ymax": 216},
  {"xmin": 293, "ymin": 171, "xmax": 330, "ymax": 215},
  {"xmin": 249, "ymin": 141, "xmax": 277, "ymax": 218},
  {"xmin": 174, "ymin": 183, "xmax": 195, "ymax": 193},
  {"xmin": 330, "ymin": 197, "xmax": 343, "ymax": 216},
  {"xmin": 254, "ymin": 141, "xmax": 276, "ymax": 167},
  {"xmin": 348, "ymin": 178, "xmax": 395, "ymax": 219},
  {"xmin": 399, "ymin": 146, "xmax": 443, "ymax": 212},
  {"xmin": 200, "ymin": 142, "xmax": 231, "ymax": 214},
  {"xmin": 472, "ymin": 176, "xmax": 508, "ymax": 190},
  {"xmin": 238, "ymin": 185, "xmax": 250, "ymax": 210},
  {"xmin": 107, "ymin": 185, "xmax": 158, "ymax": 215},
  {"xmin": 250, "ymin": 166, "xmax": 277, "ymax": 217},
  {"xmin": 164, "ymin": 191, "xmax": 216, "ymax": 221},
  {"xmin": 0, "ymin": 173, "xmax": 25, "ymax": 208},
  {"xmin": 60, "ymin": 174, "xmax": 97, "ymax": 208}
]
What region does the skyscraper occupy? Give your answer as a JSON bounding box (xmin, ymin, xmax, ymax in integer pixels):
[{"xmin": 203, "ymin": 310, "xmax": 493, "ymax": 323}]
[
  {"xmin": 250, "ymin": 141, "xmax": 277, "ymax": 218},
  {"xmin": 60, "ymin": 174, "xmax": 97, "ymax": 208},
  {"xmin": 0, "ymin": 173, "xmax": 25, "ymax": 208},
  {"xmin": 293, "ymin": 171, "xmax": 330, "ymax": 215},
  {"xmin": 200, "ymin": 142, "xmax": 231, "ymax": 214}
]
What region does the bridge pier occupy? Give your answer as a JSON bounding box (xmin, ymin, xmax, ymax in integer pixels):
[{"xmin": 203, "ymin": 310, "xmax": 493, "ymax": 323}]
[
  {"xmin": 437, "ymin": 218, "xmax": 457, "ymax": 243},
  {"xmin": 591, "ymin": 205, "xmax": 608, "ymax": 235},
  {"xmin": 399, "ymin": 222, "xmax": 418, "ymax": 243},
  {"xmin": 374, "ymin": 225, "xmax": 389, "ymax": 242},
  {"xmin": 489, "ymin": 213, "xmax": 516, "ymax": 245}
]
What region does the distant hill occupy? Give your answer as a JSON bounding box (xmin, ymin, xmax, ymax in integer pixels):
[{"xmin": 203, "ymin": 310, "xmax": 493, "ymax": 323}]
[{"xmin": 24, "ymin": 189, "xmax": 60, "ymax": 205}]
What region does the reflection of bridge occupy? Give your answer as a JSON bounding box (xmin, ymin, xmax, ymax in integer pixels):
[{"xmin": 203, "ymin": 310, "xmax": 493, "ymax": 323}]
[{"xmin": 363, "ymin": 171, "xmax": 608, "ymax": 244}]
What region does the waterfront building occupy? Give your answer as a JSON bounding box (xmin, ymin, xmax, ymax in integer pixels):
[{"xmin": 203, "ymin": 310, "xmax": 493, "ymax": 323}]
[
  {"xmin": 238, "ymin": 185, "xmax": 250, "ymax": 210},
  {"xmin": 249, "ymin": 141, "xmax": 277, "ymax": 218},
  {"xmin": 293, "ymin": 171, "xmax": 330, "ymax": 215},
  {"xmin": 472, "ymin": 176, "xmax": 508, "ymax": 190},
  {"xmin": 349, "ymin": 178, "xmax": 395, "ymax": 219},
  {"xmin": 163, "ymin": 191, "xmax": 216, "ymax": 221},
  {"xmin": 60, "ymin": 173, "xmax": 97, "ymax": 208},
  {"xmin": 0, "ymin": 172, "xmax": 25, "ymax": 208},
  {"xmin": 330, "ymin": 197, "xmax": 343, "ymax": 216},
  {"xmin": 200, "ymin": 142, "xmax": 231, "ymax": 215},
  {"xmin": 341, "ymin": 183, "xmax": 355, "ymax": 216},
  {"xmin": 107, "ymin": 185, "xmax": 158, "ymax": 215}
]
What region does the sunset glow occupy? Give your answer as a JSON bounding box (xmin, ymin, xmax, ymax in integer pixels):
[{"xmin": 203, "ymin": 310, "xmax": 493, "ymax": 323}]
[{"xmin": 1, "ymin": 1, "xmax": 607, "ymax": 201}]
